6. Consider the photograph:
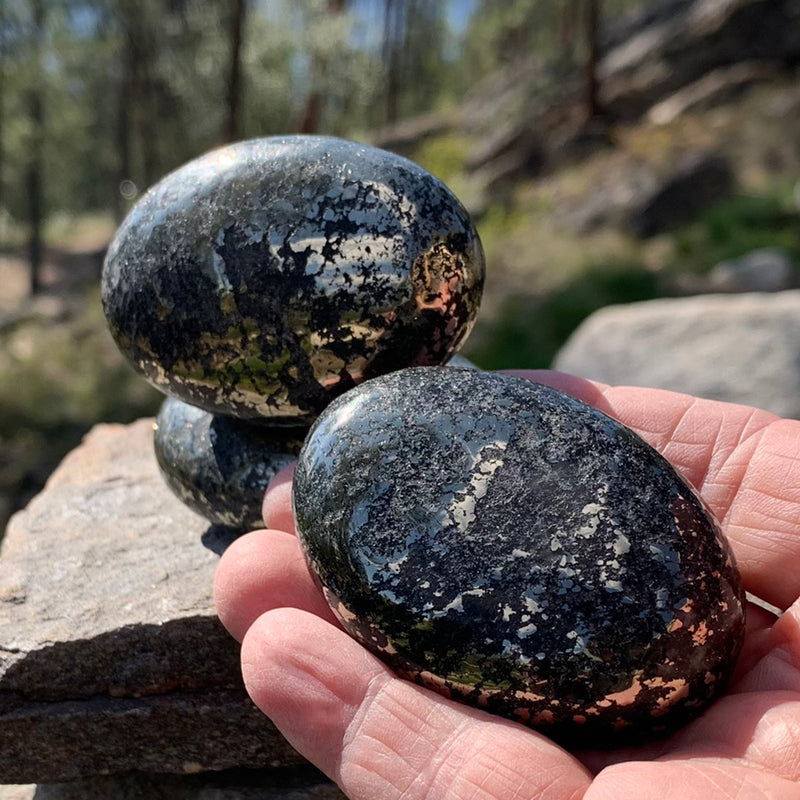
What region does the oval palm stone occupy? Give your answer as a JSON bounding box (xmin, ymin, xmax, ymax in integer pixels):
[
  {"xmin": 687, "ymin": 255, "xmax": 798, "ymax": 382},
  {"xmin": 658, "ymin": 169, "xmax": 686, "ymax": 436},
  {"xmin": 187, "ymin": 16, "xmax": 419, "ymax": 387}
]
[
  {"xmin": 102, "ymin": 136, "xmax": 484, "ymax": 423},
  {"xmin": 292, "ymin": 368, "xmax": 746, "ymax": 744},
  {"xmin": 154, "ymin": 396, "xmax": 305, "ymax": 530}
]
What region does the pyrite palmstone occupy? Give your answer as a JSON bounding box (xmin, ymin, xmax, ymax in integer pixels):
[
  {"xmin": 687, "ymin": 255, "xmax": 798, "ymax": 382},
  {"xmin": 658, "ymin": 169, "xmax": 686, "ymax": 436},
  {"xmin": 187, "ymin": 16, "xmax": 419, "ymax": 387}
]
[
  {"xmin": 292, "ymin": 368, "xmax": 746, "ymax": 744},
  {"xmin": 102, "ymin": 136, "xmax": 484, "ymax": 424},
  {"xmin": 154, "ymin": 397, "xmax": 305, "ymax": 530}
]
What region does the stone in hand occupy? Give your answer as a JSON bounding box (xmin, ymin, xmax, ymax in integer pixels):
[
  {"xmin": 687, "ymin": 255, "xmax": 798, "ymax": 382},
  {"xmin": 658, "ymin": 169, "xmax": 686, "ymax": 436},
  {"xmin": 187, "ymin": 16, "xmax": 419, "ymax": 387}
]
[
  {"xmin": 292, "ymin": 368, "xmax": 746, "ymax": 744},
  {"xmin": 154, "ymin": 396, "xmax": 305, "ymax": 530},
  {"xmin": 102, "ymin": 136, "xmax": 484, "ymax": 424}
]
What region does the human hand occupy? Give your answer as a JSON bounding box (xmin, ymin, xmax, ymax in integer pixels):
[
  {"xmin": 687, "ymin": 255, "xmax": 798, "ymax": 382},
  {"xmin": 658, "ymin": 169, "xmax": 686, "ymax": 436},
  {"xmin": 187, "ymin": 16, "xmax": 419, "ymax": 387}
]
[{"xmin": 214, "ymin": 371, "xmax": 800, "ymax": 799}]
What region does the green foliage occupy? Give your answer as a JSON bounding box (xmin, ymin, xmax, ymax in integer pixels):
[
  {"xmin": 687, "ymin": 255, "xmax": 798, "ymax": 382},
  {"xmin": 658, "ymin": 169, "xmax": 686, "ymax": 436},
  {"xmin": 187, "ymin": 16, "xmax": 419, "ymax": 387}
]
[
  {"xmin": 0, "ymin": 0, "xmax": 389, "ymax": 229},
  {"xmin": 0, "ymin": 1, "xmax": 662, "ymax": 233},
  {"xmin": 464, "ymin": 181, "xmax": 800, "ymax": 372},
  {"xmin": 670, "ymin": 190, "xmax": 800, "ymax": 274},
  {"xmin": 456, "ymin": 0, "xmax": 648, "ymax": 96},
  {"xmin": 381, "ymin": 0, "xmax": 453, "ymax": 123},
  {"xmin": 465, "ymin": 262, "xmax": 661, "ymax": 369},
  {"xmin": 410, "ymin": 133, "xmax": 473, "ymax": 183},
  {"xmin": 0, "ymin": 289, "xmax": 160, "ymax": 437}
]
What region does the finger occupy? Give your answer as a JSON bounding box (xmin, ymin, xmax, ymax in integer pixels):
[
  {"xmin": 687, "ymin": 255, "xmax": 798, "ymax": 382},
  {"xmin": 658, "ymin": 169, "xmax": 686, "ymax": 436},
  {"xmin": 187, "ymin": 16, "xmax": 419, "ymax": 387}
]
[
  {"xmin": 214, "ymin": 528, "xmax": 338, "ymax": 642},
  {"xmin": 582, "ymin": 687, "xmax": 800, "ymax": 776},
  {"xmin": 242, "ymin": 607, "xmax": 593, "ymax": 800},
  {"xmin": 586, "ymin": 759, "xmax": 800, "ymax": 800},
  {"xmin": 735, "ymin": 595, "xmax": 800, "ymax": 697},
  {"xmin": 730, "ymin": 600, "xmax": 782, "ymax": 683},
  {"xmin": 263, "ymin": 461, "xmax": 297, "ymax": 534},
  {"xmin": 509, "ymin": 370, "xmax": 800, "ymax": 612}
]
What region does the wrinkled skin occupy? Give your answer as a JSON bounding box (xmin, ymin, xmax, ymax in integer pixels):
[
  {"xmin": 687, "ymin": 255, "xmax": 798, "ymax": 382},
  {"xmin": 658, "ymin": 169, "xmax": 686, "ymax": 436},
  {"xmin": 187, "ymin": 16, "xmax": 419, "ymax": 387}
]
[{"xmin": 215, "ymin": 371, "xmax": 800, "ymax": 800}]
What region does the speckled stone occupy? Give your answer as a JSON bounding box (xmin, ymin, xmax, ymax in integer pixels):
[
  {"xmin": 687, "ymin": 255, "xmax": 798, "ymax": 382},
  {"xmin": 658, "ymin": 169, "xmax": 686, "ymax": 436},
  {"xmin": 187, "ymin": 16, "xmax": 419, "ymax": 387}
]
[
  {"xmin": 293, "ymin": 368, "xmax": 746, "ymax": 744},
  {"xmin": 102, "ymin": 136, "xmax": 484, "ymax": 424},
  {"xmin": 154, "ymin": 397, "xmax": 305, "ymax": 529}
]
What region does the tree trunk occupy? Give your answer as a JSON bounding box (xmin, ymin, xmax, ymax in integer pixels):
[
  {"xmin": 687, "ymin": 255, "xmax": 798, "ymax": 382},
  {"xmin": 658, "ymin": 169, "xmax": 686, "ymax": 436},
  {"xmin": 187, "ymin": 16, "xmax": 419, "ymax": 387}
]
[
  {"xmin": 382, "ymin": 0, "xmax": 403, "ymax": 125},
  {"xmin": 223, "ymin": 0, "xmax": 246, "ymax": 143},
  {"xmin": 560, "ymin": 2, "xmax": 579, "ymax": 50},
  {"xmin": 297, "ymin": 0, "xmax": 346, "ymax": 134},
  {"xmin": 583, "ymin": 0, "xmax": 602, "ymax": 123},
  {"xmin": 28, "ymin": 0, "xmax": 46, "ymax": 297},
  {"xmin": 114, "ymin": 22, "xmax": 134, "ymax": 223},
  {"xmin": 0, "ymin": 6, "xmax": 6, "ymax": 223},
  {"xmin": 119, "ymin": 2, "xmax": 157, "ymax": 190},
  {"xmin": 139, "ymin": 73, "xmax": 159, "ymax": 189}
]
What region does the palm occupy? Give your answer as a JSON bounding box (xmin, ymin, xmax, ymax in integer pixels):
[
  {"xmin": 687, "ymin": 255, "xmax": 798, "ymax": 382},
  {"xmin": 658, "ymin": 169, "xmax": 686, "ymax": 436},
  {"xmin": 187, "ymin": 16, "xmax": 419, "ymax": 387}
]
[{"xmin": 215, "ymin": 371, "xmax": 800, "ymax": 799}]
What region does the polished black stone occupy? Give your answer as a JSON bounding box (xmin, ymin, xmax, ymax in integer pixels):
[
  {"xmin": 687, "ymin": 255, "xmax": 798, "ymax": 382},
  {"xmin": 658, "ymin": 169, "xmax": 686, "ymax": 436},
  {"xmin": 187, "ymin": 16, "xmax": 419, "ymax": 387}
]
[
  {"xmin": 102, "ymin": 136, "xmax": 485, "ymax": 424},
  {"xmin": 293, "ymin": 368, "xmax": 746, "ymax": 744},
  {"xmin": 154, "ymin": 397, "xmax": 305, "ymax": 530}
]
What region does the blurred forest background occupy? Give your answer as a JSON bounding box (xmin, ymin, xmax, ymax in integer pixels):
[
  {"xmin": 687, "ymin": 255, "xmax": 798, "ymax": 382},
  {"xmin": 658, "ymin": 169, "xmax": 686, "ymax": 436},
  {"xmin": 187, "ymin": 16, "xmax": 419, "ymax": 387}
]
[{"xmin": 2, "ymin": 0, "xmax": 800, "ymax": 535}]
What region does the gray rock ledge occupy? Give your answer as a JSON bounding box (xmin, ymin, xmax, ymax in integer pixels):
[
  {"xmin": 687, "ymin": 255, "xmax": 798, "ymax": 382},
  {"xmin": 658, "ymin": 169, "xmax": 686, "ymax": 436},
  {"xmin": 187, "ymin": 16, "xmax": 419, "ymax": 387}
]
[{"xmin": 0, "ymin": 420, "xmax": 310, "ymax": 784}]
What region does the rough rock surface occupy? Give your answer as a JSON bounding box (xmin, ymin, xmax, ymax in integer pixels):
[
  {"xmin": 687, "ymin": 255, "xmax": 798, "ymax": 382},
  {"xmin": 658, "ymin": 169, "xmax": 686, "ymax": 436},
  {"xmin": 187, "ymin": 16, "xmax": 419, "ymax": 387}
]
[
  {"xmin": 629, "ymin": 155, "xmax": 734, "ymax": 237},
  {"xmin": 561, "ymin": 153, "xmax": 733, "ymax": 237},
  {"xmin": 599, "ymin": 0, "xmax": 800, "ymax": 120},
  {"xmin": 294, "ymin": 368, "xmax": 745, "ymax": 745},
  {"xmin": 707, "ymin": 248, "xmax": 795, "ymax": 293},
  {"xmin": 1, "ymin": 768, "xmax": 345, "ymax": 799},
  {"xmin": 554, "ymin": 291, "xmax": 800, "ymax": 418},
  {"xmin": 646, "ymin": 61, "xmax": 778, "ymax": 126},
  {"xmin": 0, "ymin": 420, "xmax": 322, "ymax": 785},
  {"xmin": 0, "ymin": 787, "xmax": 34, "ymax": 800}
]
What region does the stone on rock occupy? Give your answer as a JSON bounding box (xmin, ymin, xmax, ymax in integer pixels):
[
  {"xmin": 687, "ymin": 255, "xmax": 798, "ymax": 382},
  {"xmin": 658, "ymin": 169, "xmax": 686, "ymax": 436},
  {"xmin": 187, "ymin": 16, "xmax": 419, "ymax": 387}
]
[
  {"xmin": 102, "ymin": 136, "xmax": 485, "ymax": 424},
  {"xmin": 293, "ymin": 367, "xmax": 745, "ymax": 745},
  {"xmin": 0, "ymin": 420, "xmax": 306, "ymax": 783},
  {"xmin": 154, "ymin": 396, "xmax": 305, "ymax": 530},
  {"xmin": 554, "ymin": 290, "xmax": 800, "ymax": 419}
]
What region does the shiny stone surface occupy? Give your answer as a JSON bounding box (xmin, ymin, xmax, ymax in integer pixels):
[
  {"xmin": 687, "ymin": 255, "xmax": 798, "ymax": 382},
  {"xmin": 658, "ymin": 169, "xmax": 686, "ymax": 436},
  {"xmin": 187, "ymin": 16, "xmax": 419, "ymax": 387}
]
[
  {"xmin": 154, "ymin": 397, "xmax": 305, "ymax": 530},
  {"xmin": 102, "ymin": 136, "xmax": 484, "ymax": 424},
  {"xmin": 293, "ymin": 368, "xmax": 746, "ymax": 744}
]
